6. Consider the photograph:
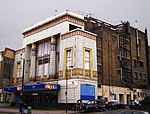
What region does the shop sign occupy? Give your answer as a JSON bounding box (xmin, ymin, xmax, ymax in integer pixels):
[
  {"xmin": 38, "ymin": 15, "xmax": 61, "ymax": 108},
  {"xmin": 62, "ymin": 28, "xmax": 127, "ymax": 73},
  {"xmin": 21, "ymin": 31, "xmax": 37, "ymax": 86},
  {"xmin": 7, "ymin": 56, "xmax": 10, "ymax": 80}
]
[{"xmin": 45, "ymin": 84, "xmax": 57, "ymax": 90}]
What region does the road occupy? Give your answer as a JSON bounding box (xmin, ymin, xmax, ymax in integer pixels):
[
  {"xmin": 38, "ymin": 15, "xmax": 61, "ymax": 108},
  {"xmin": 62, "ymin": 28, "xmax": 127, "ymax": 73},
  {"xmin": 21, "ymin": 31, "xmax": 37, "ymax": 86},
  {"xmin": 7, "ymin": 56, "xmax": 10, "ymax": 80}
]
[{"xmin": 77, "ymin": 109, "xmax": 148, "ymax": 114}]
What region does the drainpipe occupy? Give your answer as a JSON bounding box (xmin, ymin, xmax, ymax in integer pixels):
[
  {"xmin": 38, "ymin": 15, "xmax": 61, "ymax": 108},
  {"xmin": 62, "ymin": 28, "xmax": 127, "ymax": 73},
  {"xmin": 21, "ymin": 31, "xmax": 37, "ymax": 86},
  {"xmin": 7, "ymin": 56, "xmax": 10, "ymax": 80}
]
[{"xmin": 135, "ymin": 21, "xmax": 140, "ymax": 59}]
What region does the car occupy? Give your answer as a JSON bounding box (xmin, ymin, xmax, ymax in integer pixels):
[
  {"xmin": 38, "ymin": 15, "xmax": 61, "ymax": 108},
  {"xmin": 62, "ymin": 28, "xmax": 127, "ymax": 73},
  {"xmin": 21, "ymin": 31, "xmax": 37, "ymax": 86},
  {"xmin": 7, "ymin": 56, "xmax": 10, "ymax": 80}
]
[
  {"xmin": 129, "ymin": 99, "xmax": 141, "ymax": 110},
  {"xmin": 77, "ymin": 100, "xmax": 107, "ymax": 112},
  {"xmin": 107, "ymin": 100, "xmax": 126, "ymax": 110},
  {"xmin": 94, "ymin": 99, "xmax": 107, "ymax": 111}
]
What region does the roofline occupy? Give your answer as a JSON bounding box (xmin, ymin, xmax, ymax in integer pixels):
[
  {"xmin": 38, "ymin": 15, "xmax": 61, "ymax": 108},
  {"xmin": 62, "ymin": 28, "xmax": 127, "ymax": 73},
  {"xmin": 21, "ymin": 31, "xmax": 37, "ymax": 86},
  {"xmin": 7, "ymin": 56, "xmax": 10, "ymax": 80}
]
[
  {"xmin": 61, "ymin": 28, "xmax": 97, "ymax": 37},
  {"xmin": 22, "ymin": 10, "xmax": 84, "ymax": 34}
]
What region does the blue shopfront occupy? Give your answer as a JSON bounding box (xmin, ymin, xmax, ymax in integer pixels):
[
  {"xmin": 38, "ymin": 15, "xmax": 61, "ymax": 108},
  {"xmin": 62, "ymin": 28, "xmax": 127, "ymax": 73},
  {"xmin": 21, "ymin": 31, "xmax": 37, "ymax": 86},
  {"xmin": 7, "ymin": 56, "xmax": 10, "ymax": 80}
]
[{"xmin": 4, "ymin": 84, "xmax": 61, "ymax": 108}]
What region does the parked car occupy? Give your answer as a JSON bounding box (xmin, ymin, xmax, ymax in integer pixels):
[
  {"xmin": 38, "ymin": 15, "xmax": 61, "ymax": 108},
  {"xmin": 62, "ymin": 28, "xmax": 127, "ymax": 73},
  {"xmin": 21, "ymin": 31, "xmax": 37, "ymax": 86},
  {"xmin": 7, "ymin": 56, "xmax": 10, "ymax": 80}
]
[
  {"xmin": 107, "ymin": 100, "xmax": 126, "ymax": 110},
  {"xmin": 94, "ymin": 99, "xmax": 107, "ymax": 111},
  {"xmin": 129, "ymin": 99, "xmax": 141, "ymax": 110},
  {"xmin": 77, "ymin": 100, "xmax": 107, "ymax": 112}
]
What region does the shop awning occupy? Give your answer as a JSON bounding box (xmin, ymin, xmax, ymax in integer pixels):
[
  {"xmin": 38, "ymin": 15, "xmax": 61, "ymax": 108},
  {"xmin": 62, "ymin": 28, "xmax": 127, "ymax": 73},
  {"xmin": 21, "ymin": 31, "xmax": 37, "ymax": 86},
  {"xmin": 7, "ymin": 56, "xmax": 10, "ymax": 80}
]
[
  {"xmin": 3, "ymin": 84, "xmax": 61, "ymax": 92},
  {"xmin": 3, "ymin": 86, "xmax": 19, "ymax": 92}
]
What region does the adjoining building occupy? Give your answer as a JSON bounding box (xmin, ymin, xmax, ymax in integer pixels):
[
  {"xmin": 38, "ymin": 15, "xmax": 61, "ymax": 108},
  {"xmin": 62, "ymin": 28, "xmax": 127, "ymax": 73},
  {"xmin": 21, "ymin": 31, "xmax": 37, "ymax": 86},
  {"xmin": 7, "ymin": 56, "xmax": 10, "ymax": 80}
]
[
  {"xmin": 2, "ymin": 10, "xmax": 150, "ymax": 108},
  {"xmin": 84, "ymin": 16, "xmax": 149, "ymax": 105},
  {"xmin": 0, "ymin": 48, "xmax": 15, "ymax": 105}
]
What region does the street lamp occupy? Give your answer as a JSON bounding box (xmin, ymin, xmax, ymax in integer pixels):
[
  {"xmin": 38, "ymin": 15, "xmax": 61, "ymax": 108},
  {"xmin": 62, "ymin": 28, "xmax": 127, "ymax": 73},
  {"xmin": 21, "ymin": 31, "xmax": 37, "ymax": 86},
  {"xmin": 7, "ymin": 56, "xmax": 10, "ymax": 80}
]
[
  {"xmin": 19, "ymin": 53, "xmax": 25, "ymax": 112},
  {"xmin": 65, "ymin": 65, "xmax": 74, "ymax": 114}
]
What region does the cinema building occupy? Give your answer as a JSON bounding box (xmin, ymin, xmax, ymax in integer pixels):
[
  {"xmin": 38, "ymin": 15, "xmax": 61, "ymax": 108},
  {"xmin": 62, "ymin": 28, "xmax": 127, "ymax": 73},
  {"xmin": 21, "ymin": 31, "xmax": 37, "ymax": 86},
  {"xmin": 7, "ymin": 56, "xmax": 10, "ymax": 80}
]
[{"xmin": 3, "ymin": 10, "xmax": 149, "ymax": 108}]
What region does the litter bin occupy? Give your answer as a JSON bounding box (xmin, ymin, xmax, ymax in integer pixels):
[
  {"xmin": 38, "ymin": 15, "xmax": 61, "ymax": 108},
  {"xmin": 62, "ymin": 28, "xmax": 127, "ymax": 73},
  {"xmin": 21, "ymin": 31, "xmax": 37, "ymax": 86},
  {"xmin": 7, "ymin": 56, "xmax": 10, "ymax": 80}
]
[{"xmin": 27, "ymin": 106, "xmax": 32, "ymax": 114}]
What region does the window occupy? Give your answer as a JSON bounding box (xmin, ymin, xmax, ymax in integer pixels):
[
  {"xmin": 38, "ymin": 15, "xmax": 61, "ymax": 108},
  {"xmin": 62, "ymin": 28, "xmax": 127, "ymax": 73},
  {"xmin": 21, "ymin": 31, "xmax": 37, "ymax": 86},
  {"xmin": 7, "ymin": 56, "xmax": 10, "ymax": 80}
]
[
  {"xmin": 85, "ymin": 50, "xmax": 90, "ymax": 70},
  {"xmin": 37, "ymin": 58, "xmax": 50, "ymax": 76},
  {"xmin": 17, "ymin": 62, "xmax": 21, "ymax": 78},
  {"xmin": 139, "ymin": 61, "xmax": 144, "ymax": 67},
  {"xmin": 97, "ymin": 65, "xmax": 102, "ymax": 73},
  {"xmin": 139, "ymin": 73, "xmax": 142, "ymax": 80},
  {"xmin": 4, "ymin": 63, "xmax": 11, "ymax": 79},
  {"xmin": 37, "ymin": 40, "xmax": 50, "ymax": 57},
  {"xmin": 97, "ymin": 49, "xmax": 101, "ymax": 57},
  {"xmin": 69, "ymin": 24, "xmax": 81, "ymax": 31},
  {"xmin": 43, "ymin": 58, "xmax": 49, "ymax": 75},
  {"xmin": 66, "ymin": 49, "xmax": 72, "ymax": 69},
  {"xmin": 143, "ymin": 74, "xmax": 146, "ymax": 81},
  {"xmin": 134, "ymin": 72, "xmax": 137, "ymax": 79},
  {"xmin": 133, "ymin": 59, "xmax": 137, "ymax": 67},
  {"xmin": 138, "ymin": 39, "xmax": 141, "ymax": 47},
  {"xmin": 38, "ymin": 60, "xmax": 43, "ymax": 76},
  {"xmin": 98, "ymin": 83, "xmax": 101, "ymax": 88}
]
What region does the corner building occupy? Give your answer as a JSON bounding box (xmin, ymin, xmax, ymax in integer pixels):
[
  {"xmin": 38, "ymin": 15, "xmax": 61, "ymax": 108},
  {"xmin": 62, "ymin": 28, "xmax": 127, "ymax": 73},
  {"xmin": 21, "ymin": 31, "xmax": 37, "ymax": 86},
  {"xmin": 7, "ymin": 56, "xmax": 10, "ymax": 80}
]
[{"xmin": 6, "ymin": 11, "xmax": 97, "ymax": 108}]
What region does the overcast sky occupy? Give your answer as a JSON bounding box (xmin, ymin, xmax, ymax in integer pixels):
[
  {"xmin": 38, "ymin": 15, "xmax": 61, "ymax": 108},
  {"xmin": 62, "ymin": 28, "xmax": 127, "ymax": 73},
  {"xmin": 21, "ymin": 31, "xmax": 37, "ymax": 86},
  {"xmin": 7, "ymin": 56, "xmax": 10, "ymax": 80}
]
[{"xmin": 0, "ymin": 0, "xmax": 150, "ymax": 51}]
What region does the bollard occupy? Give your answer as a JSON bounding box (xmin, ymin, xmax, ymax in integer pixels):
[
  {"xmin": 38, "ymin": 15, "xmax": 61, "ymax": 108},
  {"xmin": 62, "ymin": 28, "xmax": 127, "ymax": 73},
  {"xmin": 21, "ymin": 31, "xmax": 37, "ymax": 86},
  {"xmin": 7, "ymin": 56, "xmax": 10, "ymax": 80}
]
[{"xmin": 27, "ymin": 106, "xmax": 32, "ymax": 114}]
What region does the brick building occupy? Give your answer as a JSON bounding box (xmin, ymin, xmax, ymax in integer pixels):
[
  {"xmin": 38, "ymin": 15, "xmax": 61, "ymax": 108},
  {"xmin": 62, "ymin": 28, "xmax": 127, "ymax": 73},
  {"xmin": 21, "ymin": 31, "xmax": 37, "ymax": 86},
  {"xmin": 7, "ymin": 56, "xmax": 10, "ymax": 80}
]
[{"xmin": 85, "ymin": 16, "xmax": 149, "ymax": 104}]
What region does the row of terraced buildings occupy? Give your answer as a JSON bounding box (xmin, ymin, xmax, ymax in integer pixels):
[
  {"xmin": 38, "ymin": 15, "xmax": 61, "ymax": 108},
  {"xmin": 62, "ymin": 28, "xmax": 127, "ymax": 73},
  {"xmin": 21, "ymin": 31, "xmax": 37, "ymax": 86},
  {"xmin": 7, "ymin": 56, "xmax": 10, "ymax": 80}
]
[{"xmin": 0, "ymin": 10, "xmax": 150, "ymax": 108}]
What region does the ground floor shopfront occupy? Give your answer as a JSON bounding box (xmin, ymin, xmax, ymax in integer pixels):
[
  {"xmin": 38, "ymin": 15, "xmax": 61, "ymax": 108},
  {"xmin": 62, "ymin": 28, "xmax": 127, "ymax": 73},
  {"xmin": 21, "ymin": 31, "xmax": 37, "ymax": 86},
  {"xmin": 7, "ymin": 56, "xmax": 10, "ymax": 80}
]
[
  {"xmin": 14, "ymin": 90, "xmax": 59, "ymax": 108},
  {"xmin": 97, "ymin": 85, "xmax": 150, "ymax": 105},
  {"xmin": 3, "ymin": 79, "xmax": 97, "ymax": 109},
  {"xmin": 3, "ymin": 83, "xmax": 60, "ymax": 108}
]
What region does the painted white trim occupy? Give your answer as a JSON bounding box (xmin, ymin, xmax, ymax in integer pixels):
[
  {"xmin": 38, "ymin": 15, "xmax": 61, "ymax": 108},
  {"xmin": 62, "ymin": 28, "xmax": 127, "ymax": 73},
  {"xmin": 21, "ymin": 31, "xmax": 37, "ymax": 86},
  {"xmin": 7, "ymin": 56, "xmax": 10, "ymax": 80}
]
[
  {"xmin": 23, "ymin": 10, "xmax": 84, "ymax": 33},
  {"xmin": 61, "ymin": 28, "xmax": 97, "ymax": 37}
]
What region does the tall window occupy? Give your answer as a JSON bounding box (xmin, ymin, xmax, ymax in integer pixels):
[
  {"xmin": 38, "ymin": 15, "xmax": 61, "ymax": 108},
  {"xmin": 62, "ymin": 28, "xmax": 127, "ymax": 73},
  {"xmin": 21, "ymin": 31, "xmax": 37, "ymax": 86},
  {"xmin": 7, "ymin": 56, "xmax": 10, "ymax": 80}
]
[
  {"xmin": 138, "ymin": 39, "xmax": 141, "ymax": 47},
  {"xmin": 66, "ymin": 49, "xmax": 72, "ymax": 69},
  {"xmin": 134, "ymin": 72, "xmax": 137, "ymax": 79},
  {"xmin": 97, "ymin": 65, "xmax": 102, "ymax": 73},
  {"xmin": 38, "ymin": 60, "xmax": 43, "ymax": 76},
  {"xmin": 43, "ymin": 58, "xmax": 49, "ymax": 75},
  {"xmin": 4, "ymin": 63, "xmax": 11, "ymax": 79},
  {"xmin": 97, "ymin": 49, "xmax": 101, "ymax": 57},
  {"xmin": 17, "ymin": 62, "xmax": 21, "ymax": 78},
  {"xmin": 139, "ymin": 61, "xmax": 144, "ymax": 67},
  {"xmin": 85, "ymin": 50, "xmax": 90, "ymax": 70},
  {"xmin": 37, "ymin": 58, "xmax": 50, "ymax": 76},
  {"xmin": 143, "ymin": 74, "xmax": 146, "ymax": 81},
  {"xmin": 139, "ymin": 73, "xmax": 142, "ymax": 80},
  {"xmin": 133, "ymin": 59, "xmax": 137, "ymax": 67},
  {"xmin": 37, "ymin": 40, "xmax": 50, "ymax": 57}
]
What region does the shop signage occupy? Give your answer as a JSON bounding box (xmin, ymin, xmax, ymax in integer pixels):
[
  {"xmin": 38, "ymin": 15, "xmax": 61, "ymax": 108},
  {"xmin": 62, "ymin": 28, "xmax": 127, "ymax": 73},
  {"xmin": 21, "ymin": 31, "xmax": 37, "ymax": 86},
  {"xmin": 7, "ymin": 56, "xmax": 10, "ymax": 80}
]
[
  {"xmin": 45, "ymin": 84, "xmax": 57, "ymax": 89},
  {"xmin": 4, "ymin": 84, "xmax": 61, "ymax": 92}
]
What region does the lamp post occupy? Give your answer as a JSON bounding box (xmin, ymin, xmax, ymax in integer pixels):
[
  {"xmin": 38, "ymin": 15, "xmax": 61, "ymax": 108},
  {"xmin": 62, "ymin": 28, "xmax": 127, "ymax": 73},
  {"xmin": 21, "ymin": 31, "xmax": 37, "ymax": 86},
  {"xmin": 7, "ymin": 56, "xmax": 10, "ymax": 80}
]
[
  {"xmin": 21, "ymin": 58, "xmax": 25, "ymax": 97},
  {"xmin": 19, "ymin": 53, "xmax": 25, "ymax": 112},
  {"xmin": 65, "ymin": 65, "xmax": 74, "ymax": 114}
]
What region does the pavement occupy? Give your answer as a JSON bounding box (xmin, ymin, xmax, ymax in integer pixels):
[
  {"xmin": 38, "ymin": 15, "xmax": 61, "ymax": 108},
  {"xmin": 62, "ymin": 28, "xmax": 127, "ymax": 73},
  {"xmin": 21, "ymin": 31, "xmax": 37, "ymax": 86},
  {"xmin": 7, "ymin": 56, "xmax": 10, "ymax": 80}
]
[
  {"xmin": 0, "ymin": 107, "xmax": 75, "ymax": 114},
  {"xmin": 0, "ymin": 107, "xmax": 149, "ymax": 114}
]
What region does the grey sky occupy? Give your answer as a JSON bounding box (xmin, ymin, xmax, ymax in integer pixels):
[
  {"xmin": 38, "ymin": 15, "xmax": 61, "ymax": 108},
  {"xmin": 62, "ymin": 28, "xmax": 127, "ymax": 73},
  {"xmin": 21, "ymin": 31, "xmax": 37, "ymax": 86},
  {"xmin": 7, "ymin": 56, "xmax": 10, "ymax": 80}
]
[{"xmin": 0, "ymin": 0, "xmax": 150, "ymax": 51}]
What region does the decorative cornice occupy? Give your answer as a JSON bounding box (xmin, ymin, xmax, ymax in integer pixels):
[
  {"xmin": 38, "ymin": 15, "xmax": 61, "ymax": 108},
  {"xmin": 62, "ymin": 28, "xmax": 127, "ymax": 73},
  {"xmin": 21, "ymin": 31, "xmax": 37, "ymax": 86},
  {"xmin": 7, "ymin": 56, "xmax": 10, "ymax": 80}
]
[
  {"xmin": 23, "ymin": 15, "xmax": 84, "ymax": 38},
  {"xmin": 61, "ymin": 29, "xmax": 96, "ymax": 40},
  {"xmin": 15, "ymin": 48, "xmax": 25, "ymax": 55}
]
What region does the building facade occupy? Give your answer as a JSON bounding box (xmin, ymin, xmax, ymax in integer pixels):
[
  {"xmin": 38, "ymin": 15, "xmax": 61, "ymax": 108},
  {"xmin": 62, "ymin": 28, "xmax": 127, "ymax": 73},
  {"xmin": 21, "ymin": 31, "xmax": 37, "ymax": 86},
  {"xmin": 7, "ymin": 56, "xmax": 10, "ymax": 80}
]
[
  {"xmin": 3, "ymin": 11, "xmax": 149, "ymax": 108},
  {"xmin": 84, "ymin": 16, "xmax": 149, "ymax": 104},
  {"xmin": 0, "ymin": 48, "xmax": 14, "ymax": 104},
  {"xmin": 4, "ymin": 11, "xmax": 97, "ymax": 108}
]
